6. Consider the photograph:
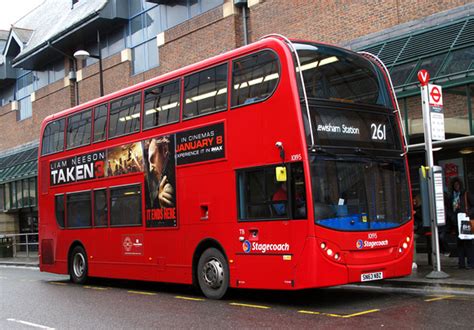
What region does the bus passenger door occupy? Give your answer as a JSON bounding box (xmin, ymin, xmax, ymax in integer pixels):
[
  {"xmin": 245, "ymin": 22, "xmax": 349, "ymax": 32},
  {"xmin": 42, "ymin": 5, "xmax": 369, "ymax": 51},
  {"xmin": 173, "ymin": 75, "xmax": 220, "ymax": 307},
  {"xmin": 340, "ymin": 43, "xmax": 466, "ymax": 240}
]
[{"xmin": 234, "ymin": 162, "xmax": 307, "ymax": 289}]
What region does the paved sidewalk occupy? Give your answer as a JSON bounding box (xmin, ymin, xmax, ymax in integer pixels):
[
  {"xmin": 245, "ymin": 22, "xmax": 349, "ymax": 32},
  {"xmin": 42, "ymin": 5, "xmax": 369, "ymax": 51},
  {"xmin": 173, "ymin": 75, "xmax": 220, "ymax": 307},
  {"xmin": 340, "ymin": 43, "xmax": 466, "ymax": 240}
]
[
  {"xmin": 0, "ymin": 256, "xmax": 39, "ymax": 267},
  {"xmin": 379, "ymin": 253, "xmax": 474, "ymax": 293}
]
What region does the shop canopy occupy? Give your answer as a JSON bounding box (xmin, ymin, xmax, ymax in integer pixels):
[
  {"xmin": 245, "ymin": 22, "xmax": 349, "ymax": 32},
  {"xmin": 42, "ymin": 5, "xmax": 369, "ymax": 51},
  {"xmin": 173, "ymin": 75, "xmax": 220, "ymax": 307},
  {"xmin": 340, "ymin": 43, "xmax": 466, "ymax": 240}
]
[
  {"xmin": 359, "ymin": 17, "xmax": 473, "ymax": 97},
  {"xmin": 0, "ymin": 147, "xmax": 38, "ymax": 184}
]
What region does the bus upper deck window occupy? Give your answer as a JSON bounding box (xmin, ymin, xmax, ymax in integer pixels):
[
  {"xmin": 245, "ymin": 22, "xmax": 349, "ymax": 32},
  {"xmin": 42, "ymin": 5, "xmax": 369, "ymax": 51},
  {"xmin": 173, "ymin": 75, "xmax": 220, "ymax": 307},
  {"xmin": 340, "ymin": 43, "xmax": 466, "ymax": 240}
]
[
  {"xmin": 41, "ymin": 119, "xmax": 65, "ymax": 155},
  {"xmin": 183, "ymin": 63, "xmax": 228, "ymax": 119},
  {"xmin": 232, "ymin": 50, "xmax": 280, "ymax": 107},
  {"xmin": 144, "ymin": 79, "xmax": 180, "ymax": 129},
  {"xmin": 93, "ymin": 104, "xmax": 108, "ymax": 142},
  {"xmin": 109, "ymin": 93, "xmax": 141, "ymax": 139},
  {"xmin": 67, "ymin": 109, "xmax": 92, "ymax": 149}
]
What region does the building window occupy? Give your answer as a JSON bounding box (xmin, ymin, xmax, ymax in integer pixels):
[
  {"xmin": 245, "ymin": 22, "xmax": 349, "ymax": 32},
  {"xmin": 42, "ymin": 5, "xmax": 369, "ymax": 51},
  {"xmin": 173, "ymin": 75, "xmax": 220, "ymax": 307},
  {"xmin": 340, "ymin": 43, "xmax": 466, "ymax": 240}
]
[
  {"xmin": 28, "ymin": 178, "xmax": 37, "ymax": 207},
  {"xmin": 81, "ymin": 26, "xmax": 126, "ymax": 68},
  {"xmin": 41, "ymin": 119, "xmax": 65, "ymax": 155},
  {"xmin": 67, "ymin": 109, "xmax": 92, "ymax": 149},
  {"xmin": 110, "ymin": 185, "xmax": 142, "ymax": 227},
  {"xmin": 16, "ymin": 72, "xmax": 34, "ymax": 121},
  {"xmin": 143, "ymin": 79, "xmax": 180, "ymax": 129},
  {"xmin": 34, "ymin": 60, "xmax": 65, "ymax": 90},
  {"xmin": 0, "ymin": 84, "xmax": 14, "ymax": 107},
  {"xmin": 128, "ymin": 0, "xmax": 224, "ymax": 74},
  {"xmin": 4, "ymin": 183, "xmax": 11, "ymax": 210},
  {"xmin": 108, "ymin": 93, "xmax": 141, "ymax": 139},
  {"xmin": 0, "ymin": 184, "xmax": 4, "ymax": 211},
  {"xmin": 18, "ymin": 96, "xmax": 32, "ymax": 121},
  {"xmin": 183, "ymin": 63, "xmax": 228, "ymax": 119},
  {"xmin": 132, "ymin": 39, "xmax": 159, "ymax": 74},
  {"xmin": 67, "ymin": 192, "xmax": 92, "ymax": 228}
]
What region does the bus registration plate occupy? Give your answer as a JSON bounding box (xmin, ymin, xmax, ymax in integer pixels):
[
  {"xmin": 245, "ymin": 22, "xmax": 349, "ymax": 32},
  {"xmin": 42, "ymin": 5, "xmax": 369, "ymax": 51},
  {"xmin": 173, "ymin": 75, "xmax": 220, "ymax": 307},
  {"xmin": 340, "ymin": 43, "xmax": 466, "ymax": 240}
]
[{"xmin": 361, "ymin": 272, "xmax": 383, "ymax": 282}]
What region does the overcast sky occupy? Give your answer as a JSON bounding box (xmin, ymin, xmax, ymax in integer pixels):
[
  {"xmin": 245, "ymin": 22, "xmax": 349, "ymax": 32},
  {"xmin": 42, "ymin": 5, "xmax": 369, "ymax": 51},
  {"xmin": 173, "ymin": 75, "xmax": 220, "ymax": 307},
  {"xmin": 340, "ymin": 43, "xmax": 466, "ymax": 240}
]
[{"xmin": 0, "ymin": 0, "xmax": 44, "ymax": 31}]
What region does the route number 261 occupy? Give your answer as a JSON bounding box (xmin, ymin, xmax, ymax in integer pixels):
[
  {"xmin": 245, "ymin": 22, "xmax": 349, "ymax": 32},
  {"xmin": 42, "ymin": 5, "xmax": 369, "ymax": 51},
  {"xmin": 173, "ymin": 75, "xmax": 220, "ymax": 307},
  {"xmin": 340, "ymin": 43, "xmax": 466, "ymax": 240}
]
[{"xmin": 370, "ymin": 123, "xmax": 386, "ymax": 141}]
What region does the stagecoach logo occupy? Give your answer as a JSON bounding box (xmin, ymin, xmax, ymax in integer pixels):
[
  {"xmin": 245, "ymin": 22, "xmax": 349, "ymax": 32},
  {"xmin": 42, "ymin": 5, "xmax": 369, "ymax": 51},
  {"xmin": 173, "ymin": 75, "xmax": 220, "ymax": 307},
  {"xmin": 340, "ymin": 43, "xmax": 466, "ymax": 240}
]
[
  {"xmin": 356, "ymin": 239, "xmax": 389, "ymax": 249},
  {"xmin": 242, "ymin": 240, "xmax": 251, "ymax": 253},
  {"xmin": 242, "ymin": 241, "xmax": 290, "ymax": 254}
]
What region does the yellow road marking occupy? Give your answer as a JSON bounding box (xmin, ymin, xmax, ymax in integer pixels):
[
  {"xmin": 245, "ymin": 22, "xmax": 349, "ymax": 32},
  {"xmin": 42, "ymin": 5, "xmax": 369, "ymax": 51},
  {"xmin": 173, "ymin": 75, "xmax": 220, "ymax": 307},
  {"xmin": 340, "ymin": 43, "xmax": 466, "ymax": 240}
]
[
  {"xmin": 299, "ymin": 309, "xmax": 380, "ymax": 318},
  {"xmin": 424, "ymin": 295, "xmax": 455, "ymax": 302},
  {"xmin": 344, "ymin": 309, "xmax": 380, "ymax": 318},
  {"xmin": 175, "ymin": 296, "xmax": 205, "ymax": 301},
  {"xmin": 84, "ymin": 285, "xmax": 108, "ymax": 291},
  {"xmin": 230, "ymin": 302, "xmax": 270, "ymax": 309},
  {"xmin": 49, "ymin": 281, "xmax": 67, "ymax": 286},
  {"xmin": 299, "ymin": 311, "xmax": 343, "ymax": 318},
  {"xmin": 127, "ymin": 290, "xmax": 156, "ymax": 296},
  {"xmin": 298, "ymin": 311, "xmax": 322, "ymax": 315}
]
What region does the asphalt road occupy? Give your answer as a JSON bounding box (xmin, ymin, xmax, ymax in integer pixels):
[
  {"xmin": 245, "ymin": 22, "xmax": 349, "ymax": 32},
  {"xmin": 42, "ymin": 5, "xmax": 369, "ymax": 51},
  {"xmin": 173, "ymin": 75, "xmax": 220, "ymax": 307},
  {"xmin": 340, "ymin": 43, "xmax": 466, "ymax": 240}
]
[{"xmin": 1, "ymin": 266, "xmax": 473, "ymax": 329}]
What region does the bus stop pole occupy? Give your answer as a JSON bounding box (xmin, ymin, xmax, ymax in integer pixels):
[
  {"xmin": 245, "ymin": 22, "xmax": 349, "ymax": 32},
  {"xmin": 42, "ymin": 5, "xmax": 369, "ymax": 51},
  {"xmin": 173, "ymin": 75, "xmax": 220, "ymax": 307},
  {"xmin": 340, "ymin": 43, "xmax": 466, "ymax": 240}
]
[{"xmin": 420, "ymin": 82, "xmax": 449, "ymax": 279}]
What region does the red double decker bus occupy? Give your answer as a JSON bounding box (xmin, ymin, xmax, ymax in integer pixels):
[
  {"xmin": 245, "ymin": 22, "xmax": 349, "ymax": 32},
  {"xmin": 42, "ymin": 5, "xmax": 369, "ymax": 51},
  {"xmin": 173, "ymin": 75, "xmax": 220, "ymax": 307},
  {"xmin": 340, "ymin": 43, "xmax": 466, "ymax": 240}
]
[{"xmin": 38, "ymin": 35, "xmax": 412, "ymax": 299}]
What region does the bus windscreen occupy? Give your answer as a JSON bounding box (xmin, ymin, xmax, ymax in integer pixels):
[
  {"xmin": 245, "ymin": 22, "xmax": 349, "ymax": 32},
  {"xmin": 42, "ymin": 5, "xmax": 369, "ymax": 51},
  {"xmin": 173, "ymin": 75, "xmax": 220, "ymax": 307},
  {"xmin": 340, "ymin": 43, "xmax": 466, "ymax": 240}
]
[{"xmin": 311, "ymin": 157, "xmax": 411, "ymax": 231}]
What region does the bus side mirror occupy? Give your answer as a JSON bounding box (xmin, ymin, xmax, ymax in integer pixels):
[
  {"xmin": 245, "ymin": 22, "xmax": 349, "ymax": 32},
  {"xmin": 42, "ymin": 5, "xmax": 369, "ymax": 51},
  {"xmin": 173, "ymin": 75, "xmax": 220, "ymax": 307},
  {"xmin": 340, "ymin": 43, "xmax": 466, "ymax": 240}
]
[{"xmin": 276, "ymin": 166, "xmax": 287, "ymax": 182}]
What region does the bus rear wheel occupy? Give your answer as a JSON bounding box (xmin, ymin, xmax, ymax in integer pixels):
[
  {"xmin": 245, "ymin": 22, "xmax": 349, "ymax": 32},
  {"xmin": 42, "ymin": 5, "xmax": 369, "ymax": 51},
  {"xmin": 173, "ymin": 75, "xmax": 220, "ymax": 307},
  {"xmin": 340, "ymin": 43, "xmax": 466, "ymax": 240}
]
[
  {"xmin": 197, "ymin": 248, "xmax": 229, "ymax": 299},
  {"xmin": 69, "ymin": 246, "xmax": 88, "ymax": 284}
]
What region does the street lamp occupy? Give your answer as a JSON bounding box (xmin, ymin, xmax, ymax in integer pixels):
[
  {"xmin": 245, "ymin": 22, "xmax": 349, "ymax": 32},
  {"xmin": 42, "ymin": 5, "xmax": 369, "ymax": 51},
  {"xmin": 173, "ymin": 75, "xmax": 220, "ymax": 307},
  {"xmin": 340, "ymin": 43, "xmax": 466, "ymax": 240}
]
[{"xmin": 73, "ymin": 30, "xmax": 104, "ymax": 97}]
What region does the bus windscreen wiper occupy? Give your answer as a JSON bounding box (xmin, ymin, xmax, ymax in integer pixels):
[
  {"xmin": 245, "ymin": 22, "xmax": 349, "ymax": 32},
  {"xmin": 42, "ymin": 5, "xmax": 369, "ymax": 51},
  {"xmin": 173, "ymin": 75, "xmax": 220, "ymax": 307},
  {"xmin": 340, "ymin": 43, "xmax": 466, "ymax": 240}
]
[{"xmin": 309, "ymin": 146, "xmax": 337, "ymax": 158}]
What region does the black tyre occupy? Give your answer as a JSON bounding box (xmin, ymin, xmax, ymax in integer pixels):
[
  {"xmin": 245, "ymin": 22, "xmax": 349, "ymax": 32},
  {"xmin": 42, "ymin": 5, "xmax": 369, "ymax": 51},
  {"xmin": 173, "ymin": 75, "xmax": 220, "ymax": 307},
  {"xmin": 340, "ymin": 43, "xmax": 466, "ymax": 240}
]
[
  {"xmin": 69, "ymin": 245, "xmax": 88, "ymax": 284},
  {"xmin": 197, "ymin": 248, "xmax": 229, "ymax": 299}
]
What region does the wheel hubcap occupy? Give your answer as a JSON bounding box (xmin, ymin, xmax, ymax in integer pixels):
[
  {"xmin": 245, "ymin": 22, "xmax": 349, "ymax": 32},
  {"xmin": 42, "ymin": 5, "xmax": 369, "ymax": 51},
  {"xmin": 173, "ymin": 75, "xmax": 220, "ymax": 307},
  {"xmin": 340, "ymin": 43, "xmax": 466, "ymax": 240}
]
[
  {"xmin": 73, "ymin": 253, "xmax": 85, "ymax": 278},
  {"xmin": 201, "ymin": 258, "xmax": 224, "ymax": 289}
]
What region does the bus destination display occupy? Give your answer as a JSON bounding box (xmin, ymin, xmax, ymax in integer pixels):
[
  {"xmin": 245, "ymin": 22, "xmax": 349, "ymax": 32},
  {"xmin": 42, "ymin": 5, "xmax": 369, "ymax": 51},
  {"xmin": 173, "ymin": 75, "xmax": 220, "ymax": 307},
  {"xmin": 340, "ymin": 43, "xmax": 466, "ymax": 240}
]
[{"xmin": 310, "ymin": 107, "xmax": 400, "ymax": 150}]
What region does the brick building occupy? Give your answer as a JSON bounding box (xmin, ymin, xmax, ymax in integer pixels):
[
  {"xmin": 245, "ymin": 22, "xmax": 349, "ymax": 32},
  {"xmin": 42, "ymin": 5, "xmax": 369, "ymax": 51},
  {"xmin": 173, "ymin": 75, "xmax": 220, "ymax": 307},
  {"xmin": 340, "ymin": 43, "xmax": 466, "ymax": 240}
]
[{"xmin": 0, "ymin": 0, "xmax": 473, "ymax": 235}]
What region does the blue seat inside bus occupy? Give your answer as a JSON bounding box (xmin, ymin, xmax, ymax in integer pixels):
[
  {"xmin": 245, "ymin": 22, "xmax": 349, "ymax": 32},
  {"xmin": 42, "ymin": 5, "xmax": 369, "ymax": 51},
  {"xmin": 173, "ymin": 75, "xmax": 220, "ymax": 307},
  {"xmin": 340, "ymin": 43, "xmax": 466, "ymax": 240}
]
[{"xmin": 317, "ymin": 215, "xmax": 399, "ymax": 230}]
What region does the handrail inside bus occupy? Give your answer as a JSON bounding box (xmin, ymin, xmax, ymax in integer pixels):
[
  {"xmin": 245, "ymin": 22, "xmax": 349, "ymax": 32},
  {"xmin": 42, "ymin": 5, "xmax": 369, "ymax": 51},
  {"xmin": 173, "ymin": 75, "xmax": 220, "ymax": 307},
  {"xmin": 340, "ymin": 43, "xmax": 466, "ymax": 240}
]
[
  {"xmin": 358, "ymin": 51, "xmax": 409, "ymax": 157},
  {"xmin": 259, "ymin": 34, "xmax": 316, "ymax": 150}
]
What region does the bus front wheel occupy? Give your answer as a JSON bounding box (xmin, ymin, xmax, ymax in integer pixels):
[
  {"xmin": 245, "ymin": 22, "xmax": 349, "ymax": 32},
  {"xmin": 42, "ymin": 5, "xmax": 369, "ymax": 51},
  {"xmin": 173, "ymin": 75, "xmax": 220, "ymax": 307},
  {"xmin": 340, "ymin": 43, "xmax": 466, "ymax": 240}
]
[
  {"xmin": 197, "ymin": 248, "xmax": 229, "ymax": 299},
  {"xmin": 69, "ymin": 245, "xmax": 88, "ymax": 284}
]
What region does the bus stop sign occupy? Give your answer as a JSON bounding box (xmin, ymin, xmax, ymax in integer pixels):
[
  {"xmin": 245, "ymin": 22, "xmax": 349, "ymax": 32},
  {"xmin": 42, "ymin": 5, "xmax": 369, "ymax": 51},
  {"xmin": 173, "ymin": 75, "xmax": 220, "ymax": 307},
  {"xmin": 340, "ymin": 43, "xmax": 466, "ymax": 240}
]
[{"xmin": 417, "ymin": 69, "xmax": 430, "ymax": 86}]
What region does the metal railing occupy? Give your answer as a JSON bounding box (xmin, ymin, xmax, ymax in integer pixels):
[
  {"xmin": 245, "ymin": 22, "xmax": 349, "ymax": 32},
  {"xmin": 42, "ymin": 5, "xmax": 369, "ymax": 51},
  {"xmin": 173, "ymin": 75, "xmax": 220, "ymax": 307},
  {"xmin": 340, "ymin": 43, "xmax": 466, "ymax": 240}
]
[{"xmin": 0, "ymin": 233, "xmax": 38, "ymax": 258}]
